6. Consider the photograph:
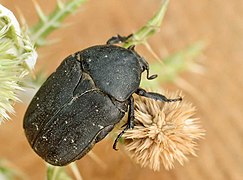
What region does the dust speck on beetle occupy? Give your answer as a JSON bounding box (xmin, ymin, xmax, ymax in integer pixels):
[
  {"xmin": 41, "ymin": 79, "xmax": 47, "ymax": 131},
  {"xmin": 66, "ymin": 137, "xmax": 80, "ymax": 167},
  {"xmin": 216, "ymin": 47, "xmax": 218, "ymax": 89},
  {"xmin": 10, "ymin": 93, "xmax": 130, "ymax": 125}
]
[
  {"xmin": 42, "ymin": 136, "xmax": 48, "ymax": 141},
  {"xmin": 98, "ymin": 125, "xmax": 104, "ymax": 129},
  {"xmin": 33, "ymin": 123, "xmax": 39, "ymax": 130},
  {"xmin": 76, "ymin": 53, "xmax": 81, "ymax": 61}
]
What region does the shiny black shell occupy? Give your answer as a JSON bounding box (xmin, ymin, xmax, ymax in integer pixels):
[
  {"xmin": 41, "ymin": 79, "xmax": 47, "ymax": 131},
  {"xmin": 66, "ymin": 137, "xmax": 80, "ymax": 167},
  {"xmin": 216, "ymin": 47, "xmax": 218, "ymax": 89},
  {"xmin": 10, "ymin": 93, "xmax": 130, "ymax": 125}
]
[{"xmin": 23, "ymin": 45, "xmax": 144, "ymax": 166}]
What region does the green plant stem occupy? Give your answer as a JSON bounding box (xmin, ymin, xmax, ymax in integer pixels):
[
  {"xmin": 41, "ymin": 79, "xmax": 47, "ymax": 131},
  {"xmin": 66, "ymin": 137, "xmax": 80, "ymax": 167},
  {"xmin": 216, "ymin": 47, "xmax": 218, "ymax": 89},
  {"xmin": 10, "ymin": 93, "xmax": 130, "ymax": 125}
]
[
  {"xmin": 123, "ymin": 0, "xmax": 169, "ymax": 48},
  {"xmin": 30, "ymin": 0, "xmax": 87, "ymax": 47}
]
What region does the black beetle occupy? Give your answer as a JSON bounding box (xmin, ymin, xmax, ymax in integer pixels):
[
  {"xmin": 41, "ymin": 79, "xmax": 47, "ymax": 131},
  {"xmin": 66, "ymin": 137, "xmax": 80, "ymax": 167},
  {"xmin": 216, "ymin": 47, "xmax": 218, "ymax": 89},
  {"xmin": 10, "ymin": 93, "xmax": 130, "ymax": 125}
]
[{"xmin": 23, "ymin": 35, "xmax": 182, "ymax": 166}]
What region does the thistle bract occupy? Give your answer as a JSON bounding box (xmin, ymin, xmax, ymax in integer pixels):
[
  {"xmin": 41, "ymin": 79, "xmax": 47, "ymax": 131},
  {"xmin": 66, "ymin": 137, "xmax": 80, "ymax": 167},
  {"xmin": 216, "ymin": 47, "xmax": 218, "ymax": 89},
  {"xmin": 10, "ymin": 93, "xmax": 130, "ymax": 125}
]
[{"xmin": 0, "ymin": 4, "xmax": 37, "ymax": 122}]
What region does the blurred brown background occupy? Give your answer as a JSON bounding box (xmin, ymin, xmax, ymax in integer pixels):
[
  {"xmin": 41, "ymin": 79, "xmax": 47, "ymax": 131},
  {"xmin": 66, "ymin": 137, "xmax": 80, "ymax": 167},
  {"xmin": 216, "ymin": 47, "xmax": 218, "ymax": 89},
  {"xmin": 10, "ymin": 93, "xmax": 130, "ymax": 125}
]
[{"xmin": 0, "ymin": 0, "xmax": 243, "ymax": 179}]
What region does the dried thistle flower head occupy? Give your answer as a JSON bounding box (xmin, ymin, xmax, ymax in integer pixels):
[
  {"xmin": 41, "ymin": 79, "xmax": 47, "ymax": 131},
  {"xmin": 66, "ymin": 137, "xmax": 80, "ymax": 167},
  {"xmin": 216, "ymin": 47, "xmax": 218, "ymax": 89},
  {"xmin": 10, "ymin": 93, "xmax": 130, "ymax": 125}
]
[{"xmin": 122, "ymin": 91, "xmax": 205, "ymax": 171}]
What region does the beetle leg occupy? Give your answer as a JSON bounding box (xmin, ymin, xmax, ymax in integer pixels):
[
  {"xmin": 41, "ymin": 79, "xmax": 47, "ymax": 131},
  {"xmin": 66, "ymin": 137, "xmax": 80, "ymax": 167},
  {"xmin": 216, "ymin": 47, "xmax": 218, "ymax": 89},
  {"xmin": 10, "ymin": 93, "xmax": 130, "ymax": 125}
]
[
  {"xmin": 128, "ymin": 96, "xmax": 135, "ymax": 129},
  {"xmin": 106, "ymin": 34, "xmax": 133, "ymax": 45},
  {"xmin": 136, "ymin": 88, "xmax": 182, "ymax": 102},
  {"xmin": 113, "ymin": 96, "xmax": 134, "ymax": 150},
  {"xmin": 95, "ymin": 125, "xmax": 115, "ymax": 143}
]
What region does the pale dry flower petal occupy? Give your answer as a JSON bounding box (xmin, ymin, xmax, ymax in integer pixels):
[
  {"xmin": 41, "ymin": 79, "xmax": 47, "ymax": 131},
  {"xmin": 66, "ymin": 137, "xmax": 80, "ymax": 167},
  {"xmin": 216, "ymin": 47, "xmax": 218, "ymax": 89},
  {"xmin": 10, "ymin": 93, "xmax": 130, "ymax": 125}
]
[{"xmin": 121, "ymin": 90, "xmax": 205, "ymax": 171}]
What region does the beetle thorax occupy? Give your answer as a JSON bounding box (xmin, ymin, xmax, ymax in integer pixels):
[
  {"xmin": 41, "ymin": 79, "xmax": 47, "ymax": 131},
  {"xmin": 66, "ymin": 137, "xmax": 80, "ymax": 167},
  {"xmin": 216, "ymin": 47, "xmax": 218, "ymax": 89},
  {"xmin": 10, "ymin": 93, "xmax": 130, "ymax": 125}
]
[{"xmin": 79, "ymin": 45, "xmax": 143, "ymax": 101}]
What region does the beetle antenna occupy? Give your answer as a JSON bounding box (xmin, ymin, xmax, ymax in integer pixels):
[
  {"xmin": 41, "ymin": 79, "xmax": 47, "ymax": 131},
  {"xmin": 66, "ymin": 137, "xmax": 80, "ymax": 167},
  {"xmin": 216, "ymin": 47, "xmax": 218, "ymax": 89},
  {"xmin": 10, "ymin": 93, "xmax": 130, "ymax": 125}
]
[
  {"xmin": 146, "ymin": 68, "xmax": 158, "ymax": 80},
  {"xmin": 138, "ymin": 57, "xmax": 158, "ymax": 80}
]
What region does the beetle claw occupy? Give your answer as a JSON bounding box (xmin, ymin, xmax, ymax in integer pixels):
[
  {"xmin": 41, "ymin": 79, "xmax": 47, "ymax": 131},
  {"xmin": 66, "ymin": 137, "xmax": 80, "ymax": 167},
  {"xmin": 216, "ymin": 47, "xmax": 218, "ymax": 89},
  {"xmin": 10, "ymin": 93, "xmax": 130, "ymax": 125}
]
[
  {"xmin": 106, "ymin": 34, "xmax": 133, "ymax": 45},
  {"xmin": 128, "ymin": 45, "xmax": 136, "ymax": 51},
  {"xmin": 113, "ymin": 125, "xmax": 129, "ymax": 151},
  {"xmin": 167, "ymin": 96, "xmax": 183, "ymax": 102}
]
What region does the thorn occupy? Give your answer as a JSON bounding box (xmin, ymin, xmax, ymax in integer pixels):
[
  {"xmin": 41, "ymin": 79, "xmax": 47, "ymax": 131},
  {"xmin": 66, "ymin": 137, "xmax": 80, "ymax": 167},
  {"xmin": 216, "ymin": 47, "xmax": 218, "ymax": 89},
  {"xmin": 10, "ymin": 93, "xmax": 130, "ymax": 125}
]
[
  {"xmin": 57, "ymin": 0, "xmax": 65, "ymax": 9},
  {"xmin": 45, "ymin": 38, "xmax": 62, "ymax": 45},
  {"xmin": 15, "ymin": 7, "xmax": 27, "ymax": 26},
  {"xmin": 32, "ymin": 0, "xmax": 47, "ymax": 23},
  {"xmin": 35, "ymin": 38, "xmax": 47, "ymax": 46},
  {"xmin": 51, "ymin": 22, "xmax": 61, "ymax": 28},
  {"xmin": 62, "ymin": 22, "xmax": 75, "ymax": 28}
]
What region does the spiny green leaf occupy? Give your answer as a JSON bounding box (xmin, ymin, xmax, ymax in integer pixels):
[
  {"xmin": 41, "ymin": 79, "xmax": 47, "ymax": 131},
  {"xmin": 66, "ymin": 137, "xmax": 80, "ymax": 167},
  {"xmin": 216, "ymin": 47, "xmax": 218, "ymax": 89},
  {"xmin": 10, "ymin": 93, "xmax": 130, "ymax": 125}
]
[
  {"xmin": 141, "ymin": 41, "xmax": 205, "ymax": 88},
  {"xmin": 0, "ymin": 159, "xmax": 27, "ymax": 180},
  {"xmin": 33, "ymin": 0, "xmax": 48, "ymax": 23},
  {"xmin": 30, "ymin": 0, "xmax": 88, "ymax": 47},
  {"xmin": 57, "ymin": 0, "xmax": 65, "ymax": 9},
  {"xmin": 123, "ymin": 0, "xmax": 169, "ymax": 48}
]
